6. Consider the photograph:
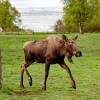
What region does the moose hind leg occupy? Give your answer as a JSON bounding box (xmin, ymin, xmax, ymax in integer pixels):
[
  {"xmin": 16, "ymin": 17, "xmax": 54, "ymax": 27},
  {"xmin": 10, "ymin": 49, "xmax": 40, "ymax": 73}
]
[
  {"xmin": 20, "ymin": 59, "xmax": 34, "ymax": 88},
  {"xmin": 20, "ymin": 63, "xmax": 25, "ymax": 88},
  {"xmin": 25, "ymin": 68, "xmax": 32, "ymax": 86},
  {"xmin": 24, "ymin": 59, "xmax": 34, "ymax": 86}
]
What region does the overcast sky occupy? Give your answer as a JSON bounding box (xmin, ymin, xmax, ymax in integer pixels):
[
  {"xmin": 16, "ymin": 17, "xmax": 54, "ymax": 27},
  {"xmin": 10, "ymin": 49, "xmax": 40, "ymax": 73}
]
[{"xmin": 9, "ymin": 0, "xmax": 63, "ymax": 8}]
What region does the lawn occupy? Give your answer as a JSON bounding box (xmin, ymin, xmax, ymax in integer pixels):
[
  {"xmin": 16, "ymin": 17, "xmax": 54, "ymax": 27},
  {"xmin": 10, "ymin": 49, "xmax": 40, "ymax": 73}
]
[{"xmin": 0, "ymin": 33, "xmax": 100, "ymax": 100}]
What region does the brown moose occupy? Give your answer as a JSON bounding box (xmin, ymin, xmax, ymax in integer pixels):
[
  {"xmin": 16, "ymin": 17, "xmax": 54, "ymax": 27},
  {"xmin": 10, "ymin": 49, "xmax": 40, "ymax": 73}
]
[{"xmin": 20, "ymin": 35, "xmax": 82, "ymax": 90}]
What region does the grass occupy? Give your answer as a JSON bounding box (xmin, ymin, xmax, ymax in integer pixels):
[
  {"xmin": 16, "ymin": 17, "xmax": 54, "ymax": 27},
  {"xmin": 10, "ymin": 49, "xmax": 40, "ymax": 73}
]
[{"xmin": 0, "ymin": 33, "xmax": 100, "ymax": 100}]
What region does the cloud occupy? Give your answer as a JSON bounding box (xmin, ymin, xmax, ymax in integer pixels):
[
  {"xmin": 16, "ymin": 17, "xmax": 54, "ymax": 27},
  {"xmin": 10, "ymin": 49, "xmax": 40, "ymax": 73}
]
[{"xmin": 9, "ymin": 0, "xmax": 63, "ymax": 8}]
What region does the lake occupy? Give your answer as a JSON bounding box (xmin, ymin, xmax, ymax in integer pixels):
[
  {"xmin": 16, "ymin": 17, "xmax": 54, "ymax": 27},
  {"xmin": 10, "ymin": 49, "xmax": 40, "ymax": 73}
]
[{"xmin": 17, "ymin": 7, "xmax": 63, "ymax": 32}]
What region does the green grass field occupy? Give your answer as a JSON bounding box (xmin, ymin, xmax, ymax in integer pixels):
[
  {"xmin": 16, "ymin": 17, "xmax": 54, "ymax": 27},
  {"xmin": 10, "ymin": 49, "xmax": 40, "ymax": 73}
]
[{"xmin": 0, "ymin": 33, "xmax": 100, "ymax": 100}]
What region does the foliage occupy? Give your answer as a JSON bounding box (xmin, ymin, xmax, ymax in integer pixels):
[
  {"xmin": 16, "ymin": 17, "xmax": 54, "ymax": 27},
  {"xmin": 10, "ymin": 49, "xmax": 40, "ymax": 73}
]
[
  {"xmin": 54, "ymin": 19, "xmax": 78, "ymax": 33},
  {"xmin": 0, "ymin": 33, "xmax": 100, "ymax": 99},
  {"xmin": 0, "ymin": 0, "xmax": 22, "ymax": 32},
  {"xmin": 54, "ymin": 19, "xmax": 67, "ymax": 32},
  {"xmin": 62, "ymin": 0, "xmax": 100, "ymax": 34},
  {"xmin": 0, "ymin": 48, "xmax": 2, "ymax": 88}
]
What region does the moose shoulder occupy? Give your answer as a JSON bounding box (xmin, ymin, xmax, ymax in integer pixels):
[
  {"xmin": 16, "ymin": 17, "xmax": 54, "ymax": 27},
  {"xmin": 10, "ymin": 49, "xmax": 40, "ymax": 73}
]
[{"xmin": 20, "ymin": 35, "xmax": 82, "ymax": 90}]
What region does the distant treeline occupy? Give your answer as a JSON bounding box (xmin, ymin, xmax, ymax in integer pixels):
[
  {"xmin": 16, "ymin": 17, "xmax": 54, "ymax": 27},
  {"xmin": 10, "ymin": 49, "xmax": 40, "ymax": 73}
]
[
  {"xmin": 0, "ymin": 0, "xmax": 100, "ymax": 34},
  {"xmin": 54, "ymin": 0, "xmax": 100, "ymax": 34}
]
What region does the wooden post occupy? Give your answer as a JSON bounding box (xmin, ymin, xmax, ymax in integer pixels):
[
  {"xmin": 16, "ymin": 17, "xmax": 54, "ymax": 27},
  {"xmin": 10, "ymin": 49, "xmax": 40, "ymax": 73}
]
[{"xmin": 0, "ymin": 49, "xmax": 2, "ymax": 88}]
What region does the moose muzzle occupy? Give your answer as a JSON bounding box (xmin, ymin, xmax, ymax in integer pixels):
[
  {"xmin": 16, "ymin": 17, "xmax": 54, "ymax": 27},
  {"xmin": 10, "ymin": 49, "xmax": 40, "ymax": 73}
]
[{"xmin": 75, "ymin": 51, "xmax": 82, "ymax": 57}]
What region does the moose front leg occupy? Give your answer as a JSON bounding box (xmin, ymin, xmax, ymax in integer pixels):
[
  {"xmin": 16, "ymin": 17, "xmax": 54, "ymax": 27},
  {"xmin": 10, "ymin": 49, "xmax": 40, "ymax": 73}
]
[
  {"xmin": 59, "ymin": 62, "xmax": 76, "ymax": 89},
  {"xmin": 43, "ymin": 63, "xmax": 50, "ymax": 90},
  {"xmin": 67, "ymin": 53, "xmax": 73, "ymax": 63}
]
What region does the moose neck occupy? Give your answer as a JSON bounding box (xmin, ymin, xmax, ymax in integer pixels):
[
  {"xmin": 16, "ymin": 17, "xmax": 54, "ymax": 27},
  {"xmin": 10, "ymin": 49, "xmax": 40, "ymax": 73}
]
[{"xmin": 58, "ymin": 39, "xmax": 68, "ymax": 56}]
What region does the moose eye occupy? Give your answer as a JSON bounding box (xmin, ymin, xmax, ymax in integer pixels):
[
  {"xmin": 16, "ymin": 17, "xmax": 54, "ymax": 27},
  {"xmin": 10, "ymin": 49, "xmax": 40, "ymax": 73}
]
[{"xmin": 68, "ymin": 41, "xmax": 72, "ymax": 44}]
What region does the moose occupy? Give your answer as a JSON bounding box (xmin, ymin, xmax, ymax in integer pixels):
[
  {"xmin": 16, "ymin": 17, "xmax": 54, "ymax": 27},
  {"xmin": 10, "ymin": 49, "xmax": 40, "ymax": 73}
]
[{"xmin": 20, "ymin": 35, "xmax": 82, "ymax": 90}]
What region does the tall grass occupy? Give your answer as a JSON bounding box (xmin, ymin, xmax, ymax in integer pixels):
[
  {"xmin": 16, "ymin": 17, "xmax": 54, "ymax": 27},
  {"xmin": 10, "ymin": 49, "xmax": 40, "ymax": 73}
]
[{"xmin": 0, "ymin": 33, "xmax": 100, "ymax": 100}]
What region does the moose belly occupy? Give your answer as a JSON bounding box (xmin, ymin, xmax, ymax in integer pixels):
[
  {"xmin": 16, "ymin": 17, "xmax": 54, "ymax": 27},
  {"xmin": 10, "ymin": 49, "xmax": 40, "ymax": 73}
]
[
  {"xmin": 35, "ymin": 58, "xmax": 45, "ymax": 63},
  {"xmin": 34, "ymin": 53, "xmax": 46, "ymax": 63}
]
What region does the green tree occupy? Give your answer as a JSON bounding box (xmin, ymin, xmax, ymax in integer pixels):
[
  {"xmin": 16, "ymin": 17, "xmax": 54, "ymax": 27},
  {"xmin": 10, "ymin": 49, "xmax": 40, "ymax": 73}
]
[
  {"xmin": 54, "ymin": 19, "xmax": 67, "ymax": 32},
  {"xmin": 62, "ymin": 0, "xmax": 100, "ymax": 34},
  {"xmin": 0, "ymin": 49, "xmax": 2, "ymax": 89},
  {"xmin": 0, "ymin": 0, "xmax": 21, "ymax": 32}
]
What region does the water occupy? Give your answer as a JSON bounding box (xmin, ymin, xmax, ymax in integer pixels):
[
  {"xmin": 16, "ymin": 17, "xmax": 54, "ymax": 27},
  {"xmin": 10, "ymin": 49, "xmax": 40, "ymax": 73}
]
[{"xmin": 17, "ymin": 7, "xmax": 63, "ymax": 32}]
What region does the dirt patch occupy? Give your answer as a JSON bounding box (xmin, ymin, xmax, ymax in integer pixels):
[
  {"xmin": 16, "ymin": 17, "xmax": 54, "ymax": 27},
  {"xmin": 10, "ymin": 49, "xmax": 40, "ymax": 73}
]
[
  {"xmin": 15, "ymin": 90, "xmax": 34, "ymax": 96},
  {"xmin": 15, "ymin": 89, "xmax": 44, "ymax": 96}
]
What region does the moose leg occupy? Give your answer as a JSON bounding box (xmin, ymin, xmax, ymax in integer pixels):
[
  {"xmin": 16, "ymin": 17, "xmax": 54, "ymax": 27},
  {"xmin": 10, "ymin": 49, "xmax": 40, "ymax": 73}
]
[
  {"xmin": 20, "ymin": 60, "xmax": 33, "ymax": 88},
  {"xmin": 25, "ymin": 68, "xmax": 32, "ymax": 86},
  {"xmin": 20, "ymin": 63, "xmax": 25, "ymax": 88},
  {"xmin": 43, "ymin": 63, "xmax": 50, "ymax": 90},
  {"xmin": 24, "ymin": 60, "xmax": 34, "ymax": 86},
  {"xmin": 59, "ymin": 62, "xmax": 76, "ymax": 89}
]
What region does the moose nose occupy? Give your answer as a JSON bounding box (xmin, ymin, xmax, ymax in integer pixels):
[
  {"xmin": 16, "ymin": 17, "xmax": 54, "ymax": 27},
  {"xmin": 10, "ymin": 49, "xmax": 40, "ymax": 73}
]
[{"xmin": 75, "ymin": 51, "xmax": 82, "ymax": 57}]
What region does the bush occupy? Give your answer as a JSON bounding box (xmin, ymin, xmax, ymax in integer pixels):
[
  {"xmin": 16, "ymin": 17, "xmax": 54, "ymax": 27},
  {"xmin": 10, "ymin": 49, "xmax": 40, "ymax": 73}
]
[
  {"xmin": 84, "ymin": 23, "xmax": 100, "ymax": 33},
  {"xmin": 54, "ymin": 19, "xmax": 100, "ymax": 33}
]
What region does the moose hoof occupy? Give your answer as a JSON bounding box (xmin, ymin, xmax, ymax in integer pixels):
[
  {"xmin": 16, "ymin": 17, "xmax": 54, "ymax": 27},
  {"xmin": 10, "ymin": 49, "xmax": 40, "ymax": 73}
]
[
  {"xmin": 71, "ymin": 81, "xmax": 76, "ymax": 89},
  {"xmin": 20, "ymin": 85, "xmax": 25, "ymax": 89},
  {"xmin": 42, "ymin": 86, "xmax": 46, "ymax": 90},
  {"xmin": 29, "ymin": 81, "xmax": 32, "ymax": 86},
  {"xmin": 72, "ymin": 85, "xmax": 76, "ymax": 89},
  {"xmin": 28, "ymin": 78, "xmax": 32, "ymax": 86}
]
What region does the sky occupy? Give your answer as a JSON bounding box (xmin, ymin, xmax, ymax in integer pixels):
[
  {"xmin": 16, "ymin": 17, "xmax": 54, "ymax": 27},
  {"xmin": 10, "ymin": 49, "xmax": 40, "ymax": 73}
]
[{"xmin": 9, "ymin": 0, "xmax": 63, "ymax": 8}]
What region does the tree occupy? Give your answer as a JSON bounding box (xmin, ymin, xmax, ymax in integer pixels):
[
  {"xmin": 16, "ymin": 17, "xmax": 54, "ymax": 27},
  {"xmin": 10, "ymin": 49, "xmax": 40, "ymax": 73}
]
[
  {"xmin": 54, "ymin": 19, "xmax": 67, "ymax": 32},
  {"xmin": 0, "ymin": 49, "xmax": 2, "ymax": 88},
  {"xmin": 62, "ymin": 0, "xmax": 100, "ymax": 34},
  {"xmin": 0, "ymin": 0, "xmax": 22, "ymax": 32}
]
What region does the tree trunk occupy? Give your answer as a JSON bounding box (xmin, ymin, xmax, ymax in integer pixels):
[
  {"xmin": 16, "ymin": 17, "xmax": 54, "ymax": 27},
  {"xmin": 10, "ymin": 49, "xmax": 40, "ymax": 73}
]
[
  {"xmin": 0, "ymin": 49, "xmax": 2, "ymax": 88},
  {"xmin": 78, "ymin": 23, "xmax": 84, "ymax": 34}
]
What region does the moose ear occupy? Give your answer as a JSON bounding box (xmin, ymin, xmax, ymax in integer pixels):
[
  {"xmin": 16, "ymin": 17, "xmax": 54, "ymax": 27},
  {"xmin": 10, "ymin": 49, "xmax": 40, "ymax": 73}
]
[
  {"xmin": 73, "ymin": 36, "xmax": 78, "ymax": 40},
  {"xmin": 62, "ymin": 35, "xmax": 67, "ymax": 40}
]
